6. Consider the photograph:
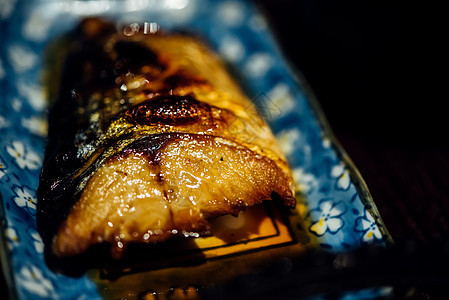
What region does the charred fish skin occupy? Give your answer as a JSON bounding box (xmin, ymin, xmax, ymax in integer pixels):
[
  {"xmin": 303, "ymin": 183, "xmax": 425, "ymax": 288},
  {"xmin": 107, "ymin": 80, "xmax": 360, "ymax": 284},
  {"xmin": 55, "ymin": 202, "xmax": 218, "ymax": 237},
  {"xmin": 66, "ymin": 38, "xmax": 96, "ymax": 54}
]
[{"xmin": 37, "ymin": 18, "xmax": 295, "ymax": 259}]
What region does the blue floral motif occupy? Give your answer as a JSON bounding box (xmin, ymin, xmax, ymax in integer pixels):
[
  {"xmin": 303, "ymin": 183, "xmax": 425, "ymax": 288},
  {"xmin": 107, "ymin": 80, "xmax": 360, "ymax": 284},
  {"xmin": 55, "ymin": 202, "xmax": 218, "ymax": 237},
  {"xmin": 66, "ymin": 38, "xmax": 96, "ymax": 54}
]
[
  {"xmin": 0, "ymin": 115, "xmax": 9, "ymax": 129},
  {"xmin": 6, "ymin": 140, "xmax": 41, "ymax": 171},
  {"xmin": 0, "ymin": 155, "xmax": 10, "ymax": 183},
  {"xmin": 16, "ymin": 264, "xmax": 55, "ymax": 298},
  {"xmin": 30, "ymin": 229, "xmax": 44, "ymax": 253},
  {"xmin": 21, "ymin": 116, "xmax": 48, "ymax": 137},
  {"xmin": 291, "ymin": 167, "xmax": 318, "ymax": 196},
  {"xmin": 276, "ymin": 128, "xmax": 302, "ymax": 158},
  {"xmin": 355, "ymin": 211, "xmax": 383, "ymax": 243},
  {"xmin": 0, "ymin": 0, "xmax": 17, "ymax": 20},
  {"xmin": 309, "ymin": 199, "xmax": 347, "ymax": 236},
  {"xmin": 11, "ymin": 184, "xmax": 37, "ymax": 215},
  {"xmin": 4, "ymin": 224, "xmax": 19, "ymax": 250},
  {"xmin": 330, "ymin": 162, "xmax": 351, "ymax": 191}
]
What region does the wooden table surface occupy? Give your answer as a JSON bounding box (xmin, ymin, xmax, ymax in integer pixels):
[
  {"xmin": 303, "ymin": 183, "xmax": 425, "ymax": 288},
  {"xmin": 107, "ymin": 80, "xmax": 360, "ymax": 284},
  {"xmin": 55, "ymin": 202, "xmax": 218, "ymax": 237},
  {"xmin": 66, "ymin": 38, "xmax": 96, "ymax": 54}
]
[{"xmin": 1, "ymin": 1, "xmax": 447, "ymax": 299}]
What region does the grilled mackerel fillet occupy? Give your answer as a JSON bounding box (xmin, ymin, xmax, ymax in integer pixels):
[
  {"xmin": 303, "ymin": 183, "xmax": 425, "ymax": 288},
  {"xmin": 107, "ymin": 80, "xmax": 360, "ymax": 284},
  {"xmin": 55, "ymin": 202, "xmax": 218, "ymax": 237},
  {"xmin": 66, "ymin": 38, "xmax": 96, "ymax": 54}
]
[{"xmin": 37, "ymin": 18, "xmax": 295, "ymax": 258}]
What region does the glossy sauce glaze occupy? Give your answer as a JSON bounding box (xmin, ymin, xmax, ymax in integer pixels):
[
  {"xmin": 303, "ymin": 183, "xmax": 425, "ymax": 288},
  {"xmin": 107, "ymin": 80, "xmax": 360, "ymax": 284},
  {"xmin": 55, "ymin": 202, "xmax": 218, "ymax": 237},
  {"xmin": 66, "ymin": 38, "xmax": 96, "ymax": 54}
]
[{"xmin": 37, "ymin": 18, "xmax": 295, "ymax": 259}]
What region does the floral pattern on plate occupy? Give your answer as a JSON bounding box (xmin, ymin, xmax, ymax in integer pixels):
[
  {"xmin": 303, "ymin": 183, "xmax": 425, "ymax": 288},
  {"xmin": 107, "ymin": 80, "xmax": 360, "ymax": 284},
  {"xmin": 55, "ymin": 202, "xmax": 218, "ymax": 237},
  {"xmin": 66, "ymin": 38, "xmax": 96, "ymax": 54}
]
[{"xmin": 0, "ymin": 0, "xmax": 391, "ymax": 299}]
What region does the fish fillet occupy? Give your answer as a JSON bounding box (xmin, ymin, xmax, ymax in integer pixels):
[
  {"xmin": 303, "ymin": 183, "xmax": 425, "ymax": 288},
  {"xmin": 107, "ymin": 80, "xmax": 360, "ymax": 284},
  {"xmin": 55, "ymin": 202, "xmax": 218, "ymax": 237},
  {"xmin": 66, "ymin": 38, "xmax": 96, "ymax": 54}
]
[{"xmin": 37, "ymin": 18, "xmax": 295, "ymax": 258}]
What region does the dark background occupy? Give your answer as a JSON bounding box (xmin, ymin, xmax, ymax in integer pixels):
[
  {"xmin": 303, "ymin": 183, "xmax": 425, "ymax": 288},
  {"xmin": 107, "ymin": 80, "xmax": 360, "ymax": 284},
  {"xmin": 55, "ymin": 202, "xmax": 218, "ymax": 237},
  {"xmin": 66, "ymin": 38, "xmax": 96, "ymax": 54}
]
[
  {"xmin": 1, "ymin": 0, "xmax": 448, "ymax": 298},
  {"xmin": 257, "ymin": 0, "xmax": 448, "ymax": 298},
  {"xmin": 257, "ymin": 0, "xmax": 448, "ymax": 239},
  {"xmin": 257, "ymin": 0, "xmax": 449, "ymax": 242}
]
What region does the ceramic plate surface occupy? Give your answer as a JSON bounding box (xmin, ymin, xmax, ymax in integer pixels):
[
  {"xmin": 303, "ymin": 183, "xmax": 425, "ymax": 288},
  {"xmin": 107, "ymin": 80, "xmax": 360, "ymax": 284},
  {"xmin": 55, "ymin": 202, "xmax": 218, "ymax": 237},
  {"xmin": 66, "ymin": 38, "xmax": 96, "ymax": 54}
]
[{"xmin": 0, "ymin": 0, "xmax": 391, "ymax": 299}]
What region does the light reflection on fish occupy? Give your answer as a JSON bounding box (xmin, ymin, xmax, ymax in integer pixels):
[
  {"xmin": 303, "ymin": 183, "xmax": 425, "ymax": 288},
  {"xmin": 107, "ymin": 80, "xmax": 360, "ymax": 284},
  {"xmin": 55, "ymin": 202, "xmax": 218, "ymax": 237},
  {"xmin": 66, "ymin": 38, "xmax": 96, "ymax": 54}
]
[{"xmin": 37, "ymin": 18, "xmax": 295, "ymax": 259}]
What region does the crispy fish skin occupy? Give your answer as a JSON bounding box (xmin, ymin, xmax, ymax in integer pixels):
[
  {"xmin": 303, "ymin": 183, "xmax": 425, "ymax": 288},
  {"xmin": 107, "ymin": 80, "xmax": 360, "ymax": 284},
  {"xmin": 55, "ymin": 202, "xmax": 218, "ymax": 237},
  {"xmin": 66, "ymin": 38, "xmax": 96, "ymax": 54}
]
[{"xmin": 37, "ymin": 18, "xmax": 295, "ymax": 258}]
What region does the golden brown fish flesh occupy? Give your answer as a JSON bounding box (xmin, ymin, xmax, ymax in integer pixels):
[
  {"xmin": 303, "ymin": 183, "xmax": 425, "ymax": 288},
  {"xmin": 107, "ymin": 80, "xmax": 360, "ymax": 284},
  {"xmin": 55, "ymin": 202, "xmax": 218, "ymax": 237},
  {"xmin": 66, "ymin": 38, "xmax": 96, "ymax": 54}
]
[{"xmin": 37, "ymin": 18, "xmax": 295, "ymax": 259}]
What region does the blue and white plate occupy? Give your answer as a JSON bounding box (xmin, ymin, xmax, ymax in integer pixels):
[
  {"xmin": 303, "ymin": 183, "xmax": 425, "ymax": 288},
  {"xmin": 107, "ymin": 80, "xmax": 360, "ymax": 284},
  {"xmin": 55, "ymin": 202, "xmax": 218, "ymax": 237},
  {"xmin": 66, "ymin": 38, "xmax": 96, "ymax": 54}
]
[{"xmin": 0, "ymin": 0, "xmax": 392, "ymax": 299}]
